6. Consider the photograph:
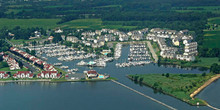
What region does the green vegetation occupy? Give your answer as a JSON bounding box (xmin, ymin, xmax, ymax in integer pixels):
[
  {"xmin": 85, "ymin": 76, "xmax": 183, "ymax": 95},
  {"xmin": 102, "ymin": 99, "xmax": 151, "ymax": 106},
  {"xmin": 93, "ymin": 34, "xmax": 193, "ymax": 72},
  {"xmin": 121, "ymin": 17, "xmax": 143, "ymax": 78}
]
[
  {"xmin": 128, "ymin": 73, "xmax": 215, "ymax": 105},
  {"xmin": 61, "ymin": 19, "xmax": 137, "ymax": 30},
  {"xmin": 0, "ymin": 18, "xmax": 60, "ymax": 29},
  {"xmin": 0, "ymin": 67, "xmax": 29, "ymax": 72},
  {"xmin": 202, "ymin": 17, "xmax": 220, "ymax": 48},
  {"xmin": 174, "ymin": 6, "xmax": 220, "ymax": 14},
  {"xmin": 159, "ymin": 57, "xmax": 220, "ymax": 68}
]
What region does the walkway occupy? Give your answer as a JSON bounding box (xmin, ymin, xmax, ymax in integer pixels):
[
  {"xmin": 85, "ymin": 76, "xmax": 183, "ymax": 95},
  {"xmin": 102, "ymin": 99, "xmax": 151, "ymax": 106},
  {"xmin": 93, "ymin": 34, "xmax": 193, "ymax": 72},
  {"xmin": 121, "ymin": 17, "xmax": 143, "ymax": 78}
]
[
  {"xmin": 111, "ymin": 80, "xmax": 177, "ymax": 110},
  {"xmin": 146, "ymin": 41, "xmax": 158, "ymax": 63}
]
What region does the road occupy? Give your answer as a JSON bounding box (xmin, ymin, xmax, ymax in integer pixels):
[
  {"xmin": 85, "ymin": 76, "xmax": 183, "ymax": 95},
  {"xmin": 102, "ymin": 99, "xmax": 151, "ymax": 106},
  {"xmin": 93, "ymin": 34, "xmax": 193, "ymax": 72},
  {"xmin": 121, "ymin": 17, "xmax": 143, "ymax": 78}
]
[
  {"xmin": 146, "ymin": 41, "xmax": 158, "ymax": 63},
  {"xmin": 8, "ymin": 52, "xmax": 40, "ymax": 73}
]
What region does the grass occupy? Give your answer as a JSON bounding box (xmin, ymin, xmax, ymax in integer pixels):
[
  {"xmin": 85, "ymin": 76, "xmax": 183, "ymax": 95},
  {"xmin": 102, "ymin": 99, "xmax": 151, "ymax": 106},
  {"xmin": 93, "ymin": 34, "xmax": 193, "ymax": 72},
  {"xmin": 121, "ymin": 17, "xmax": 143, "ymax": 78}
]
[
  {"xmin": 0, "ymin": 67, "xmax": 29, "ymax": 72},
  {"xmin": 128, "ymin": 73, "xmax": 215, "ymax": 105},
  {"xmin": 61, "ymin": 19, "xmax": 137, "ymax": 30},
  {"xmin": 0, "ymin": 18, "xmax": 61, "ymax": 29},
  {"xmin": 202, "ymin": 30, "xmax": 220, "ymax": 48},
  {"xmin": 173, "ymin": 6, "xmax": 220, "ymax": 14},
  {"xmin": 0, "ymin": 18, "xmax": 137, "ymax": 31},
  {"xmin": 5, "ymin": 9, "xmax": 32, "ymax": 14}
]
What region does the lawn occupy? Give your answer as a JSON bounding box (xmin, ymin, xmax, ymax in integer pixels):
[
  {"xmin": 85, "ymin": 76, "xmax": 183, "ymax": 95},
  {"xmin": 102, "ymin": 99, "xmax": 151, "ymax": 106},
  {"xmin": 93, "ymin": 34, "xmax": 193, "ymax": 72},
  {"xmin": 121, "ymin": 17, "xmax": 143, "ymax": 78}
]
[
  {"xmin": 0, "ymin": 18, "xmax": 61, "ymax": 29},
  {"xmin": 0, "ymin": 67, "xmax": 29, "ymax": 72},
  {"xmin": 128, "ymin": 73, "xmax": 214, "ymax": 105}
]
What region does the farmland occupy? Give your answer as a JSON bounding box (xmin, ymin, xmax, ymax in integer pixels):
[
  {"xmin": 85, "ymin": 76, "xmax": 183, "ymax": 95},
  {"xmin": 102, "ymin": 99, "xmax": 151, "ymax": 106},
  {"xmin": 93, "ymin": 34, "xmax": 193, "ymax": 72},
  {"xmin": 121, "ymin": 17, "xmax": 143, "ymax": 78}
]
[
  {"xmin": 202, "ymin": 17, "xmax": 220, "ymax": 48},
  {"xmin": 0, "ymin": 18, "xmax": 60, "ymax": 29}
]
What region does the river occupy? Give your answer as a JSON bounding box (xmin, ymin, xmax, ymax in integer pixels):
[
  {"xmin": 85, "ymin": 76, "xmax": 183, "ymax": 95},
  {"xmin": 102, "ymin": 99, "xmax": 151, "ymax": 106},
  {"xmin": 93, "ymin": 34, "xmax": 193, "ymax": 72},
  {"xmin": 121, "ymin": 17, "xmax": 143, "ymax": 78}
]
[{"xmin": 0, "ymin": 46, "xmax": 218, "ymax": 110}]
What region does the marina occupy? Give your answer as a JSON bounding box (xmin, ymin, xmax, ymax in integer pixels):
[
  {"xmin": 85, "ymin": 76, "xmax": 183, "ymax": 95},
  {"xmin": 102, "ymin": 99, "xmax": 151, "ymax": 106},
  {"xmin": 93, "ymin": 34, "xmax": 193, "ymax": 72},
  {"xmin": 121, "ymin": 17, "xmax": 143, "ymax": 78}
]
[
  {"xmin": 0, "ymin": 45, "xmax": 216, "ymax": 110},
  {"xmin": 116, "ymin": 43, "xmax": 152, "ymax": 67}
]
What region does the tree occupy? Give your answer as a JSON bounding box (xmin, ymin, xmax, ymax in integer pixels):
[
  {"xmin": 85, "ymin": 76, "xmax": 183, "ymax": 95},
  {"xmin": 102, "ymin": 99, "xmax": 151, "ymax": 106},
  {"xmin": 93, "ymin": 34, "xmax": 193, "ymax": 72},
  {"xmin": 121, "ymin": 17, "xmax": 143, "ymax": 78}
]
[
  {"xmin": 0, "ymin": 56, "xmax": 3, "ymax": 62},
  {"xmin": 210, "ymin": 63, "xmax": 220, "ymax": 74},
  {"xmin": 30, "ymin": 50, "xmax": 36, "ymax": 56},
  {"xmin": 202, "ymin": 72, "xmax": 206, "ymax": 76},
  {"xmin": 166, "ymin": 73, "xmax": 170, "ymax": 77},
  {"xmin": 18, "ymin": 61, "xmax": 23, "ymax": 68}
]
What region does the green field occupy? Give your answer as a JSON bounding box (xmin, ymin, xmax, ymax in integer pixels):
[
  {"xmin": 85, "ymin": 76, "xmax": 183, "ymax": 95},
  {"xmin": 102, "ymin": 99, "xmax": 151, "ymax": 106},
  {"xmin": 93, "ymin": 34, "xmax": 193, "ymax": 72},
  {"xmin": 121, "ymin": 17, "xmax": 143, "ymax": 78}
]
[
  {"xmin": 61, "ymin": 19, "xmax": 137, "ymax": 30},
  {"xmin": 174, "ymin": 6, "xmax": 220, "ymax": 14},
  {"xmin": 203, "ymin": 31, "xmax": 220, "ymax": 48},
  {"xmin": 128, "ymin": 73, "xmax": 214, "ymax": 105},
  {"xmin": 0, "ymin": 18, "xmax": 137, "ymax": 30},
  {"xmin": 0, "ymin": 67, "xmax": 29, "ymax": 72},
  {"xmin": 0, "ymin": 18, "xmax": 61, "ymax": 29}
]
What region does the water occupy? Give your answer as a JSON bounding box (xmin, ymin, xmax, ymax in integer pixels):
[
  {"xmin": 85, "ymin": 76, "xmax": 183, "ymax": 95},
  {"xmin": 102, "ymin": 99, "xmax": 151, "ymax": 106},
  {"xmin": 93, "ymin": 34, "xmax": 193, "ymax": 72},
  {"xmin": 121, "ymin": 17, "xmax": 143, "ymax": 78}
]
[{"xmin": 0, "ymin": 46, "xmax": 217, "ymax": 110}]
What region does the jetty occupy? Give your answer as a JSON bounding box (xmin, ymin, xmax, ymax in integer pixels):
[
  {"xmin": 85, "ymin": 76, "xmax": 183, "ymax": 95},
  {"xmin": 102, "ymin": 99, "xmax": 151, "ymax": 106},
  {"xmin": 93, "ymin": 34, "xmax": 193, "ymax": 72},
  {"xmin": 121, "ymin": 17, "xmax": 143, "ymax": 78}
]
[
  {"xmin": 190, "ymin": 74, "xmax": 220, "ymax": 98},
  {"xmin": 111, "ymin": 80, "xmax": 177, "ymax": 110}
]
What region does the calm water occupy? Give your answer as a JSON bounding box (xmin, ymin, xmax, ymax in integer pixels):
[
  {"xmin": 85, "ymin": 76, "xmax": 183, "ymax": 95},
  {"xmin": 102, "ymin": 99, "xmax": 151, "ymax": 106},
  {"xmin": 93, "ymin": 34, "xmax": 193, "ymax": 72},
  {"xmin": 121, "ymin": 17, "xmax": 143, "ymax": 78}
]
[{"xmin": 0, "ymin": 46, "xmax": 219, "ymax": 110}]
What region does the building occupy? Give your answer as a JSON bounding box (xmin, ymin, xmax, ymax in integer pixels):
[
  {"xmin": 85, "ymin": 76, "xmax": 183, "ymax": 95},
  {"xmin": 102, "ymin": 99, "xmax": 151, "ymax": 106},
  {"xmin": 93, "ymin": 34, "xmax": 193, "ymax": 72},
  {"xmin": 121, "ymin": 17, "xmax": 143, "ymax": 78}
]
[
  {"xmin": 37, "ymin": 71, "xmax": 61, "ymax": 79},
  {"xmin": 86, "ymin": 70, "xmax": 98, "ymax": 78},
  {"xmin": 0, "ymin": 71, "xmax": 9, "ymax": 79},
  {"xmin": 66, "ymin": 36, "xmax": 79, "ymax": 43},
  {"xmin": 13, "ymin": 71, "xmax": 34, "ymax": 79}
]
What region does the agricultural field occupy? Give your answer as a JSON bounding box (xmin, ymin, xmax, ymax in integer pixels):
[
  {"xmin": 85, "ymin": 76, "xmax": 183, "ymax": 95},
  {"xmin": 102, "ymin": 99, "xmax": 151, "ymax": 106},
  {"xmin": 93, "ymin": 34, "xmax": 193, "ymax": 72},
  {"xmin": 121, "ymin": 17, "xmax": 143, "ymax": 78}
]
[
  {"xmin": 0, "ymin": 18, "xmax": 137, "ymax": 30},
  {"xmin": 203, "ymin": 31, "xmax": 220, "ymax": 48},
  {"xmin": 173, "ymin": 6, "xmax": 220, "ymax": 14},
  {"xmin": 60, "ymin": 19, "xmax": 137, "ymax": 30},
  {"xmin": 202, "ymin": 17, "xmax": 220, "ymax": 48},
  {"xmin": 0, "ymin": 18, "xmax": 61, "ymax": 29}
]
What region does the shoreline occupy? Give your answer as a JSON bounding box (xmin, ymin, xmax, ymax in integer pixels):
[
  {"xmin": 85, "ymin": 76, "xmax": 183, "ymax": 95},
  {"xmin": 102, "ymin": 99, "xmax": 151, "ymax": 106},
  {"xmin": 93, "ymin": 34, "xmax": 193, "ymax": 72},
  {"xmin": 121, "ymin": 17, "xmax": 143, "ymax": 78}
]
[
  {"xmin": 127, "ymin": 75, "xmax": 208, "ymax": 106},
  {"xmin": 0, "ymin": 78, "xmax": 117, "ymax": 83},
  {"xmin": 190, "ymin": 74, "xmax": 220, "ymax": 98}
]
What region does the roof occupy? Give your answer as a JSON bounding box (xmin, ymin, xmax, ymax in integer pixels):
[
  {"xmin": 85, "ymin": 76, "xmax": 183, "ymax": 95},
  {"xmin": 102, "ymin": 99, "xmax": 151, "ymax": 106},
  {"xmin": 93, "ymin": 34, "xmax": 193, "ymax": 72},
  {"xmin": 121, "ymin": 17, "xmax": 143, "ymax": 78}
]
[
  {"xmin": 87, "ymin": 70, "xmax": 97, "ymax": 74},
  {"xmin": 0, "ymin": 71, "xmax": 6, "ymax": 74}
]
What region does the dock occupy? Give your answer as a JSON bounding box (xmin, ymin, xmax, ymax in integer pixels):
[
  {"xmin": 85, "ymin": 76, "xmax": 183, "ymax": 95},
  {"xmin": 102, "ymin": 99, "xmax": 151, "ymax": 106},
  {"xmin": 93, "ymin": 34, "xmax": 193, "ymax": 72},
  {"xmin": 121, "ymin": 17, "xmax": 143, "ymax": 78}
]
[{"xmin": 111, "ymin": 80, "xmax": 177, "ymax": 110}]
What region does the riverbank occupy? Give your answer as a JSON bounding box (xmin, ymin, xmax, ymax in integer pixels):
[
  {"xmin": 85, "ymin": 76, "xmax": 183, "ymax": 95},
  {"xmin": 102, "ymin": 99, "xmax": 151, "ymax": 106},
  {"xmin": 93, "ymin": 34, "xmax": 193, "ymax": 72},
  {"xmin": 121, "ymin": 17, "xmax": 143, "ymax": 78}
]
[
  {"xmin": 190, "ymin": 74, "xmax": 220, "ymax": 98},
  {"xmin": 0, "ymin": 77, "xmax": 117, "ymax": 83},
  {"xmin": 127, "ymin": 73, "xmax": 217, "ymax": 106}
]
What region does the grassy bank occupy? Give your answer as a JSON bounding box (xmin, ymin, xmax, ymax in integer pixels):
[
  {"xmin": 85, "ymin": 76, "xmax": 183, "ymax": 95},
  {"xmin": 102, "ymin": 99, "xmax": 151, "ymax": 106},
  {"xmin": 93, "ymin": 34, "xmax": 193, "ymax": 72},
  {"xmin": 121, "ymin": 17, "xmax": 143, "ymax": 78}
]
[{"xmin": 128, "ymin": 73, "xmax": 215, "ymax": 106}]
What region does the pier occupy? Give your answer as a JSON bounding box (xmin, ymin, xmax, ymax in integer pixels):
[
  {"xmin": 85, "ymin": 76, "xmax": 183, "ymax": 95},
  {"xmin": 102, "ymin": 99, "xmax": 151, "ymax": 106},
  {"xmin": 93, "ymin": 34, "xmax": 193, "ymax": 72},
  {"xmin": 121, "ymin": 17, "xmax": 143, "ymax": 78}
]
[{"xmin": 111, "ymin": 80, "xmax": 177, "ymax": 110}]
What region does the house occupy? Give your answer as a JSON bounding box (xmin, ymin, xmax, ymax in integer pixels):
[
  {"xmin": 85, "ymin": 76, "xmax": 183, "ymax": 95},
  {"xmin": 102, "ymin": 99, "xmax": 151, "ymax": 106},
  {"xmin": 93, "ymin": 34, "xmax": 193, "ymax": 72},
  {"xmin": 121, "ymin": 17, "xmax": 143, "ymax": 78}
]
[
  {"xmin": 55, "ymin": 28, "xmax": 63, "ymax": 33},
  {"xmin": 86, "ymin": 70, "xmax": 98, "ymax": 78},
  {"xmin": 66, "ymin": 36, "xmax": 79, "ymax": 43},
  {"xmin": 13, "ymin": 71, "xmax": 34, "ymax": 79},
  {"xmin": 37, "ymin": 71, "xmax": 61, "ymax": 79},
  {"xmin": 0, "ymin": 71, "xmax": 9, "ymax": 79}
]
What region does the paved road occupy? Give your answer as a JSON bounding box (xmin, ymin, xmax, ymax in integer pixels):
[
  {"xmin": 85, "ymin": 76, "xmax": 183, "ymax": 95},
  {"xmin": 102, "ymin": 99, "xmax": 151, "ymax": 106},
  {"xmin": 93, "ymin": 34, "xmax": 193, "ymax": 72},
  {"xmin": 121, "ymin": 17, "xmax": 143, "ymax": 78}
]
[
  {"xmin": 146, "ymin": 41, "xmax": 158, "ymax": 63},
  {"xmin": 8, "ymin": 52, "xmax": 39, "ymax": 72}
]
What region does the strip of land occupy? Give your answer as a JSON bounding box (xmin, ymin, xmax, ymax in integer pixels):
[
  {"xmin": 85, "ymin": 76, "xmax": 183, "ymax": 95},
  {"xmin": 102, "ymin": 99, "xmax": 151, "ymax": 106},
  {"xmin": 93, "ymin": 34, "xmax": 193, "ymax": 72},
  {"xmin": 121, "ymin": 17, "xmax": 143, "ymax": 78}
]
[
  {"xmin": 190, "ymin": 74, "xmax": 220, "ymax": 98},
  {"xmin": 128, "ymin": 73, "xmax": 217, "ymax": 106},
  {"xmin": 146, "ymin": 41, "xmax": 158, "ymax": 63}
]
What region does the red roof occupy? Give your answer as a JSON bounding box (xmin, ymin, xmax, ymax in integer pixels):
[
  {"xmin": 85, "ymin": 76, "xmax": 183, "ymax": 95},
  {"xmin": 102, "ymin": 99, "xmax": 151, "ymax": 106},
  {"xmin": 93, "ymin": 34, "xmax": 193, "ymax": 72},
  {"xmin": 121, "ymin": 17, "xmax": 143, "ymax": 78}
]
[
  {"xmin": 0, "ymin": 71, "xmax": 6, "ymax": 74},
  {"xmin": 4, "ymin": 74, "xmax": 9, "ymax": 77},
  {"xmin": 87, "ymin": 70, "xmax": 97, "ymax": 74}
]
